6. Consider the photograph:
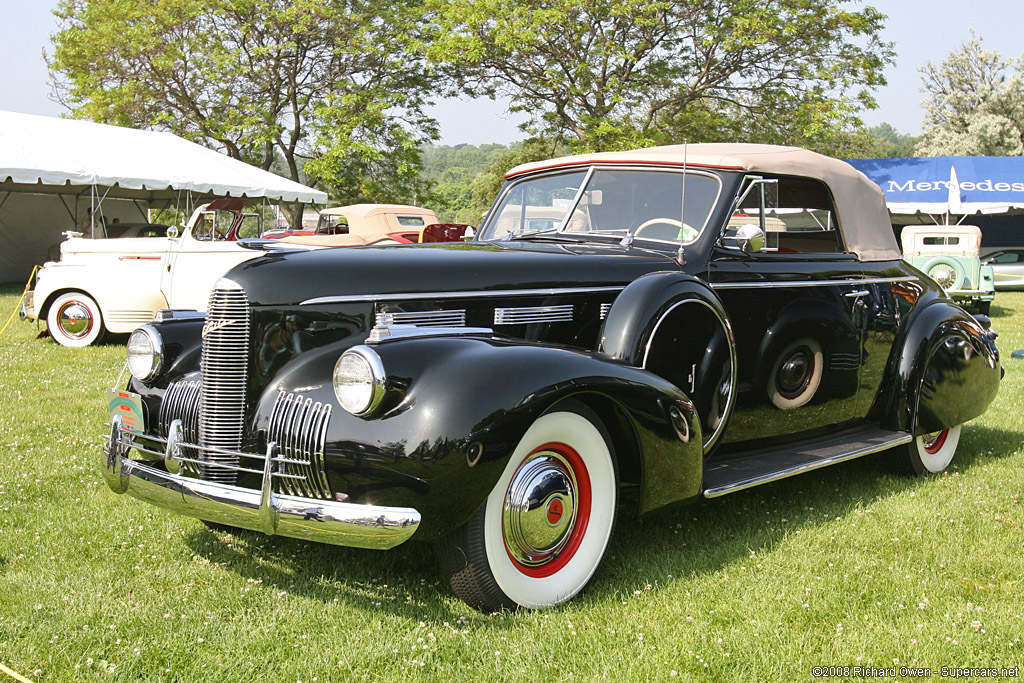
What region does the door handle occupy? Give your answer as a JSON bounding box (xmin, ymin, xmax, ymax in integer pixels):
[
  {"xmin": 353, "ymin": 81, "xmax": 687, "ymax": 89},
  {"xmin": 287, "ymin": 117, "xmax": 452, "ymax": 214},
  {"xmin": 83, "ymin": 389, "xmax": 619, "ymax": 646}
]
[{"xmin": 844, "ymin": 290, "xmax": 870, "ymax": 298}]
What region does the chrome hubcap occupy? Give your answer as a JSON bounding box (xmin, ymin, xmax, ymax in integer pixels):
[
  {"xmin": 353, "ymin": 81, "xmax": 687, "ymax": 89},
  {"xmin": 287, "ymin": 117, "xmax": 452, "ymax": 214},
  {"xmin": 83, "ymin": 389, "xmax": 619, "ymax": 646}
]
[
  {"xmin": 502, "ymin": 451, "xmax": 578, "ymax": 566},
  {"xmin": 58, "ymin": 301, "xmax": 92, "ymax": 338}
]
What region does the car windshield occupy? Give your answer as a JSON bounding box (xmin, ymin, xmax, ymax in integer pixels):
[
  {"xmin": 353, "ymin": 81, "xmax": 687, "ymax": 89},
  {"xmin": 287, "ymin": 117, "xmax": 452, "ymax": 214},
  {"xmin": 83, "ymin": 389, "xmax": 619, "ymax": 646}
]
[{"xmin": 479, "ymin": 168, "xmax": 721, "ymax": 244}]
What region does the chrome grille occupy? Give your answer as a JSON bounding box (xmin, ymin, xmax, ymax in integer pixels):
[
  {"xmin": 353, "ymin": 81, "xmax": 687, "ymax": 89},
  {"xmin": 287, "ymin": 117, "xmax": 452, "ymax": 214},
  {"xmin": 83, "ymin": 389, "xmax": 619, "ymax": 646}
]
[
  {"xmin": 198, "ymin": 279, "xmax": 250, "ymax": 484},
  {"xmin": 494, "ymin": 304, "xmax": 574, "ymax": 325},
  {"xmin": 159, "ymin": 379, "xmax": 201, "ymax": 475},
  {"xmin": 268, "ymin": 391, "xmax": 332, "ymax": 499},
  {"xmin": 599, "ymin": 303, "xmax": 612, "ymax": 320},
  {"xmin": 375, "ymin": 309, "xmax": 466, "ymax": 327}
]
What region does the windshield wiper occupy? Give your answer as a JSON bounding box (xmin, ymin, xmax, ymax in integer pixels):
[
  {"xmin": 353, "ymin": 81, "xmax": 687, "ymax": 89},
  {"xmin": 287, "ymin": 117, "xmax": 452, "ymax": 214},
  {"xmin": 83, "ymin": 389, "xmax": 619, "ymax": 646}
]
[{"xmin": 504, "ymin": 228, "xmax": 568, "ymax": 241}]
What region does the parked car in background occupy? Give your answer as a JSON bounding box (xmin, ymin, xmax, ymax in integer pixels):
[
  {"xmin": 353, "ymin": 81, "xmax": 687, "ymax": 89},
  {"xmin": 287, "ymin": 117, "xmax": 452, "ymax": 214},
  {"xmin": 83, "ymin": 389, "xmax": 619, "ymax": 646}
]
[
  {"xmin": 264, "ymin": 204, "xmax": 473, "ymax": 245},
  {"xmin": 982, "ymin": 248, "xmax": 1024, "ymax": 290},
  {"xmin": 105, "ymin": 222, "xmax": 172, "ymax": 239},
  {"xmin": 104, "ymin": 144, "xmax": 1001, "ymax": 612},
  {"xmin": 24, "ymin": 199, "xmax": 291, "ymax": 347},
  {"xmin": 901, "ymin": 225, "xmax": 995, "ymax": 314}
]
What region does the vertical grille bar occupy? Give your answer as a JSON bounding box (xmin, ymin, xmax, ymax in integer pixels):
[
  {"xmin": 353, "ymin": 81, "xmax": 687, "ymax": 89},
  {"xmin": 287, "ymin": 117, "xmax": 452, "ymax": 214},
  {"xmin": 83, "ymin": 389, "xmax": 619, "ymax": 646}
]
[{"xmin": 198, "ymin": 279, "xmax": 251, "ymax": 484}]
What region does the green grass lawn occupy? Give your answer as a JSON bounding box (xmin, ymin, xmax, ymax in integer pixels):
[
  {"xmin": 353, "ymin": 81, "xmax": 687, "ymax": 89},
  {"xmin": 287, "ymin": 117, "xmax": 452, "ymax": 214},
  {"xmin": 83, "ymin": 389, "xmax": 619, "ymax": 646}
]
[{"xmin": 0, "ymin": 284, "xmax": 1021, "ymax": 682}]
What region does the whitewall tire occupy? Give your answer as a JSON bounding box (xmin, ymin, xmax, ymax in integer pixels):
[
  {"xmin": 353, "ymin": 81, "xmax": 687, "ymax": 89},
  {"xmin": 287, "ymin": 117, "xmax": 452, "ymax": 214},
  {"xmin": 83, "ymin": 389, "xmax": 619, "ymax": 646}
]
[
  {"xmin": 47, "ymin": 292, "xmax": 105, "ymax": 347},
  {"xmin": 439, "ymin": 406, "xmax": 617, "ymax": 611},
  {"xmin": 767, "ymin": 337, "xmax": 823, "ymax": 410},
  {"xmin": 903, "ymin": 424, "xmax": 962, "ymax": 475}
]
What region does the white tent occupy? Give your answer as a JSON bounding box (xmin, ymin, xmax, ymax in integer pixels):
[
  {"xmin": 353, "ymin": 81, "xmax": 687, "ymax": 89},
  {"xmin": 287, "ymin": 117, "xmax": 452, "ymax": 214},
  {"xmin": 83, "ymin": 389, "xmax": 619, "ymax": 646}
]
[{"xmin": 0, "ymin": 110, "xmax": 327, "ymax": 283}]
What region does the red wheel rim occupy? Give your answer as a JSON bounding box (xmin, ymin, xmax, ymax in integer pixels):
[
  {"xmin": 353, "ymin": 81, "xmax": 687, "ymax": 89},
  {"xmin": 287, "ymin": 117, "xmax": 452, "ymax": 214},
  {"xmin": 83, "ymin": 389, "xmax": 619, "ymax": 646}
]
[
  {"xmin": 923, "ymin": 429, "xmax": 949, "ymax": 455},
  {"xmin": 504, "ymin": 442, "xmax": 592, "ymax": 578}
]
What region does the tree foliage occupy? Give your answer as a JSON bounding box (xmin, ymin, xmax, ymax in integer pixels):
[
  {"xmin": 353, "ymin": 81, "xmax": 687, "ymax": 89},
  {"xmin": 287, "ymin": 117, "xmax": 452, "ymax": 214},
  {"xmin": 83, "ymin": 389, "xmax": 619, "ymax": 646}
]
[
  {"xmin": 916, "ymin": 33, "xmax": 1024, "ymax": 156},
  {"xmin": 420, "ymin": 143, "xmax": 513, "ymax": 222},
  {"xmin": 421, "ymin": 0, "xmax": 894, "ymax": 153},
  {"xmin": 49, "ymin": 0, "xmax": 438, "ymax": 214}
]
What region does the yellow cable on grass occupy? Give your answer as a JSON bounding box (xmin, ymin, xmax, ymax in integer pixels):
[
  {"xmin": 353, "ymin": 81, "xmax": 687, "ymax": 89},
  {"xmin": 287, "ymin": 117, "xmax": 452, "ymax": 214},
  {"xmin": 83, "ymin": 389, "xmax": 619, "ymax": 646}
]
[
  {"xmin": 0, "ymin": 662, "xmax": 34, "ymax": 683},
  {"xmin": 0, "ymin": 265, "xmax": 39, "ymax": 338}
]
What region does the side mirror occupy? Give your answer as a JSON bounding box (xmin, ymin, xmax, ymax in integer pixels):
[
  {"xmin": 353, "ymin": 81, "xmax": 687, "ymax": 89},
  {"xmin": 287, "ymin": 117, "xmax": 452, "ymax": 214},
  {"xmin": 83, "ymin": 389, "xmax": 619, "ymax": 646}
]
[
  {"xmin": 167, "ymin": 226, "xmax": 180, "ymax": 239},
  {"xmin": 462, "ymin": 226, "xmax": 476, "ymax": 242},
  {"xmin": 735, "ymin": 224, "xmax": 765, "ymax": 254}
]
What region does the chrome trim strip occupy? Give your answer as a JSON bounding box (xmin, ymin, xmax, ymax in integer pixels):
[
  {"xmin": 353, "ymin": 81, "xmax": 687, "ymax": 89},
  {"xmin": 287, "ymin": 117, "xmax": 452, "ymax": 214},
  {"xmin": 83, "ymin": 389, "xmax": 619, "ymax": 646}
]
[
  {"xmin": 702, "ymin": 432, "xmax": 913, "ymax": 499},
  {"xmin": 301, "ymin": 286, "xmax": 626, "ymax": 306},
  {"xmin": 711, "ymin": 276, "xmax": 918, "ymax": 290},
  {"xmin": 366, "ymin": 324, "xmax": 495, "ymax": 343},
  {"xmin": 103, "ymin": 426, "xmax": 420, "ymax": 549}
]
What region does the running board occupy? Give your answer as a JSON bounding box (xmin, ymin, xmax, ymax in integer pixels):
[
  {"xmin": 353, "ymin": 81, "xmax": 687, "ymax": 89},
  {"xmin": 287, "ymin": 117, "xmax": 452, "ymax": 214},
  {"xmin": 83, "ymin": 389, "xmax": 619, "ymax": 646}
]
[{"xmin": 703, "ymin": 427, "xmax": 913, "ymax": 498}]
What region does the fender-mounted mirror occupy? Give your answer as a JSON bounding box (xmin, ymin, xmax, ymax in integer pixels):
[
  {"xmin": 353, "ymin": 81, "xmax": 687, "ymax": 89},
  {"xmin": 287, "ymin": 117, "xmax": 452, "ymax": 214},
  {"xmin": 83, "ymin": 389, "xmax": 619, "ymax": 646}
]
[{"xmin": 735, "ymin": 224, "xmax": 765, "ymax": 254}]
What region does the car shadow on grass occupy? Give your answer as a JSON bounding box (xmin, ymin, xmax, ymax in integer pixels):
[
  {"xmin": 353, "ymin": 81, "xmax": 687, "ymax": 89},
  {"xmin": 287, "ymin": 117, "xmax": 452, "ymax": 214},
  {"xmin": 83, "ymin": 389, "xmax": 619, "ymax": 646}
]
[
  {"xmin": 184, "ymin": 521, "xmax": 468, "ymax": 619},
  {"xmin": 182, "ymin": 423, "xmax": 1021, "ymax": 620}
]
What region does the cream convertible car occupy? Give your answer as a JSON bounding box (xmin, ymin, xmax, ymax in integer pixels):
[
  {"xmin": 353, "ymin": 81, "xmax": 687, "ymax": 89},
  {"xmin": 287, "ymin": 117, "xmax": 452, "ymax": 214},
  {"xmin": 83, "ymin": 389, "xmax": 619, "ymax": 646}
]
[{"xmin": 24, "ymin": 199, "xmax": 281, "ymax": 347}]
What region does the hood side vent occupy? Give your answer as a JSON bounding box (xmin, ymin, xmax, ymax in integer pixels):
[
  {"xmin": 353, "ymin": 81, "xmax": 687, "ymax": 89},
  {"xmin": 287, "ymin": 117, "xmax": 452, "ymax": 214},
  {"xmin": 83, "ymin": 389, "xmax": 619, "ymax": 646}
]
[
  {"xmin": 375, "ymin": 309, "xmax": 466, "ymax": 327},
  {"xmin": 494, "ymin": 304, "xmax": 574, "ymax": 325}
]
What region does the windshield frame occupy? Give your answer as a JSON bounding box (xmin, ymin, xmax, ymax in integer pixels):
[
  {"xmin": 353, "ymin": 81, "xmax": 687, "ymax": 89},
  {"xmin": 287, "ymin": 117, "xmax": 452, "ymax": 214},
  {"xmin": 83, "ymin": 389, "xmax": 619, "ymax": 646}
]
[{"xmin": 479, "ymin": 165, "xmax": 723, "ymax": 247}]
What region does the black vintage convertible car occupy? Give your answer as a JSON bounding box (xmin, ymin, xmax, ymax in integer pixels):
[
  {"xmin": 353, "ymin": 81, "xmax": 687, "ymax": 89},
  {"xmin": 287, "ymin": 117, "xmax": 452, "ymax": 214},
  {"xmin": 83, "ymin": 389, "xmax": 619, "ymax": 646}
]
[{"xmin": 104, "ymin": 144, "xmax": 1001, "ymax": 611}]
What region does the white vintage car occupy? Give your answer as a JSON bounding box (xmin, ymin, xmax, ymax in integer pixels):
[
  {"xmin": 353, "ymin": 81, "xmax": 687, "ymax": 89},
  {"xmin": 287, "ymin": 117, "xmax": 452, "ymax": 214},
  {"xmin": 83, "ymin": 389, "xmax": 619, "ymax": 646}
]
[{"xmin": 24, "ymin": 199, "xmax": 281, "ymax": 347}]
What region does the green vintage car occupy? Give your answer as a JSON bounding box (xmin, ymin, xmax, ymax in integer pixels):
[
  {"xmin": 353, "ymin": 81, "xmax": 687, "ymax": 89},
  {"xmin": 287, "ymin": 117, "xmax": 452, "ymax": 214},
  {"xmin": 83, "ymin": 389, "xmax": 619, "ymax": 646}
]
[{"xmin": 901, "ymin": 225, "xmax": 995, "ymax": 315}]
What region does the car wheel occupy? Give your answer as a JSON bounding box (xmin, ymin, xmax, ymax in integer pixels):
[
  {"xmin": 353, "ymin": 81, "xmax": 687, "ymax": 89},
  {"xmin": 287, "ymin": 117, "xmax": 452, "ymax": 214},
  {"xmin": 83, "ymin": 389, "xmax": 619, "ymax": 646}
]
[
  {"xmin": 767, "ymin": 338, "xmax": 823, "ymax": 410},
  {"xmin": 438, "ymin": 406, "xmax": 617, "ymax": 611},
  {"xmin": 899, "ymin": 424, "xmax": 962, "ymax": 475},
  {"xmin": 47, "ymin": 292, "xmax": 105, "ymax": 347},
  {"xmin": 921, "ymin": 256, "xmax": 967, "ymax": 292}
]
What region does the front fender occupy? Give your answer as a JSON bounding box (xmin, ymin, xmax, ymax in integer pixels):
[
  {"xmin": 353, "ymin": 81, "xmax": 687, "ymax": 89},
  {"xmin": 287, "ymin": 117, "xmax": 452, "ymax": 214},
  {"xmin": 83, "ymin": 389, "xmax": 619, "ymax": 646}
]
[
  {"xmin": 259, "ymin": 334, "xmax": 704, "ymax": 539},
  {"xmin": 888, "ymin": 301, "xmax": 1000, "ymax": 434},
  {"xmin": 600, "ymin": 271, "xmax": 726, "ymax": 365},
  {"xmin": 34, "ymin": 260, "xmax": 168, "ymax": 333}
]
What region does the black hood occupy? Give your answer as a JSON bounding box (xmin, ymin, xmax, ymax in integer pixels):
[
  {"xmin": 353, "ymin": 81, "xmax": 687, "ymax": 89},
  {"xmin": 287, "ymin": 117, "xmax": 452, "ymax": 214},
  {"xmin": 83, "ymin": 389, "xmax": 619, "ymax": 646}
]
[{"xmin": 226, "ymin": 240, "xmax": 680, "ymax": 307}]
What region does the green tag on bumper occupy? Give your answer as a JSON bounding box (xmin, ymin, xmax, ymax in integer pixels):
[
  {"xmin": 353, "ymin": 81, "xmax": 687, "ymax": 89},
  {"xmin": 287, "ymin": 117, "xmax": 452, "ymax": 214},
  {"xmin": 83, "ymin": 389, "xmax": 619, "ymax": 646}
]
[{"xmin": 107, "ymin": 388, "xmax": 145, "ymax": 434}]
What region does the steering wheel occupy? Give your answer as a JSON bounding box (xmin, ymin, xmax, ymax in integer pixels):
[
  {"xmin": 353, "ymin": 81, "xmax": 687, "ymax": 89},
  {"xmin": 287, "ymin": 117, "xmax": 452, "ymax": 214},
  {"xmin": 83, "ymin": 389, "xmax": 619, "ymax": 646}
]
[{"xmin": 634, "ymin": 218, "xmax": 698, "ymax": 242}]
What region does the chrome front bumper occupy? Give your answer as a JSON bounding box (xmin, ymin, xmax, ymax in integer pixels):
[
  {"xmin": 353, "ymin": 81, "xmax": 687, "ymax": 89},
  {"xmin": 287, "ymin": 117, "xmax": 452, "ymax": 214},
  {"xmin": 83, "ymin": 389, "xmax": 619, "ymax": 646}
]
[
  {"xmin": 103, "ymin": 416, "xmax": 420, "ymax": 549},
  {"xmin": 21, "ymin": 291, "xmax": 35, "ymax": 319}
]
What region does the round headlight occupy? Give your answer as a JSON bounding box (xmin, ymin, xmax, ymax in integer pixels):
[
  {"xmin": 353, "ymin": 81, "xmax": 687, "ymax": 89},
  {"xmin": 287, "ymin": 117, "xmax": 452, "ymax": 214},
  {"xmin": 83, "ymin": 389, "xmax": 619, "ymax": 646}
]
[
  {"xmin": 333, "ymin": 346, "xmax": 386, "ymax": 416},
  {"xmin": 127, "ymin": 325, "xmax": 164, "ymax": 383}
]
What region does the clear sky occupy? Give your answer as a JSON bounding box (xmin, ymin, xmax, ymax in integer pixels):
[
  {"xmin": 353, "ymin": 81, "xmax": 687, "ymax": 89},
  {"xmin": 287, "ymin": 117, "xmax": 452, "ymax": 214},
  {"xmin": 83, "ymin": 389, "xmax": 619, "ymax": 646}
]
[{"xmin": 2, "ymin": 1, "xmax": 1022, "ymax": 146}]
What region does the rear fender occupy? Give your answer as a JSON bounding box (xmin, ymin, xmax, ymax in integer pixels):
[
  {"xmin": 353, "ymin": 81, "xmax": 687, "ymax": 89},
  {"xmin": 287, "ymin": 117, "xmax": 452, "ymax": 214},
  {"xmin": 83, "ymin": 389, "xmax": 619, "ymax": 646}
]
[{"xmin": 889, "ymin": 301, "xmax": 1000, "ymax": 434}]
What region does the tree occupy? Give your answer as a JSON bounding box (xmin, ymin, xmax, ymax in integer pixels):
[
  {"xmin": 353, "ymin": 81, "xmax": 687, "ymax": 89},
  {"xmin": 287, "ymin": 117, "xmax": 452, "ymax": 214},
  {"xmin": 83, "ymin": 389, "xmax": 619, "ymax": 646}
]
[
  {"xmin": 421, "ymin": 0, "xmax": 894, "ymax": 152},
  {"xmin": 864, "ymin": 123, "xmax": 919, "ymax": 158},
  {"xmin": 915, "ymin": 33, "xmax": 1024, "ymax": 156},
  {"xmin": 49, "ymin": 0, "xmax": 438, "ymax": 220}
]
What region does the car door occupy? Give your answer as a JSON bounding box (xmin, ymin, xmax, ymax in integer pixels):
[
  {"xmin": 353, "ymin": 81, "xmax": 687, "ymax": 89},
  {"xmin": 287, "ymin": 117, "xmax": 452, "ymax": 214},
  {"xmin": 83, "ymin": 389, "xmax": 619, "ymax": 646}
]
[
  {"xmin": 707, "ymin": 175, "xmax": 871, "ymax": 447},
  {"xmin": 162, "ymin": 210, "xmax": 260, "ymax": 310}
]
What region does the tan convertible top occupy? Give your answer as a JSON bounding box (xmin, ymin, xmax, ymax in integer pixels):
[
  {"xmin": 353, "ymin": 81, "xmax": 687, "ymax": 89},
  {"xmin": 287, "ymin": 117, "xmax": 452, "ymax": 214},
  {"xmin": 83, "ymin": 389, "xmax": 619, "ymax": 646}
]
[
  {"xmin": 506, "ymin": 144, "xmax": 900, "ymax": 261},
  {"xmin": 281, "ymin": 203, "xmax": 440, "ymax": 247}
]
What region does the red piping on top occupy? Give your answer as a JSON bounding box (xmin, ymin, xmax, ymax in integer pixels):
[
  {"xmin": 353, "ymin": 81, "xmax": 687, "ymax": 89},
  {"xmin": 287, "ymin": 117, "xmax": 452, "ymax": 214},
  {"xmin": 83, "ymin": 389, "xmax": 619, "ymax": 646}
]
[{"xmin": 505, "ymin": 159, "xmax": 745, "ymax": 179}]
